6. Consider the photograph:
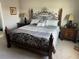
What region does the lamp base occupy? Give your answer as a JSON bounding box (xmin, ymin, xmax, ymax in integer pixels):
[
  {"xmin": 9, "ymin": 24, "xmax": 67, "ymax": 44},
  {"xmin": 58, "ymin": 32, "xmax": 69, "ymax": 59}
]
[{"xmin": 66, "ymin": 20, "xmax": 73, "ymax": 28}]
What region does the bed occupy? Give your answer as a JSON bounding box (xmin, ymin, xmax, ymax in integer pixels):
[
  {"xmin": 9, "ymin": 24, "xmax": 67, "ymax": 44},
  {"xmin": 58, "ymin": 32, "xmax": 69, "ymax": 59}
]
[{"xmin": 5, "ymin": 8, "xmax": 62, "ymax": 59}]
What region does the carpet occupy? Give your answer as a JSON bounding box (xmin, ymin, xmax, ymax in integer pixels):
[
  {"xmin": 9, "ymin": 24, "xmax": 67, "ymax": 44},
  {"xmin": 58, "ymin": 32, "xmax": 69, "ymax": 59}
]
[{"xmin": 0, "ymin": 32, "xmax": 79, "ymax": 59}]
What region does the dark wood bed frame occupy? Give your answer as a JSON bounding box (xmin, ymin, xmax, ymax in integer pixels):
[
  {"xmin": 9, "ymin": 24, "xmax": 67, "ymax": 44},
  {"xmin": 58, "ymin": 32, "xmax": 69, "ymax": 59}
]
[{"xmin": 5, "ymin": 8, "xmax": 62, "ymax": 59}]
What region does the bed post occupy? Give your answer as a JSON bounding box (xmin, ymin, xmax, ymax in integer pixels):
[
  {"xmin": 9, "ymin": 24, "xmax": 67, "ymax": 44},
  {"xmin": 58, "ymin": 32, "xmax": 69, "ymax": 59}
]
[
  {"xmin": 49, "ymin": 34, "xmax": 56, "ymax": 59},
  {"xmin": 29, "ymin": 8, "xmax": 33, "ymax": 21},
  {"xmin": 58, "ymin": 8, "xmax": 63, "ymax": 28},
  {"xmin": 5, "ymin": 27, "xmax": 11, "ymax": 48}
]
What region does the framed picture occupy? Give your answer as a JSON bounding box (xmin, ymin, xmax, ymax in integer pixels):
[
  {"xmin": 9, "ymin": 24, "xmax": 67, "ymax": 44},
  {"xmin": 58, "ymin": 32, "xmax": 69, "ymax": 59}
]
[{"xmin": 10, "ymin": 7, "xmax": 17, "ymax": 15}]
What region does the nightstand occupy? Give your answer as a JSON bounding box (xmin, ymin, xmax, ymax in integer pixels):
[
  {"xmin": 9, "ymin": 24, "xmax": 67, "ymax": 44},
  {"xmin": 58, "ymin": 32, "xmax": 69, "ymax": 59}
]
[
  {"xmin": 60, "ymin": 27, "xmax": 77, "ymax": 42},
  {"xmin": 17, "ymin": 22, "xmax": 30, "ymax": 28}
]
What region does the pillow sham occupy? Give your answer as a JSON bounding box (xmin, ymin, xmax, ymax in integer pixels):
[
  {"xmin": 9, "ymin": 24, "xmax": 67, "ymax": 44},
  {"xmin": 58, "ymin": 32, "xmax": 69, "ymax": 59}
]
[
  {"xmin": 37, "ymin": 23, "xmax": 44, "ymax": 26},
  {"xmin": 37, "ymin": 21, "xmax": 46, "ymax": 26},
  {"xmin": 45, "ymin": 20, "xmax": 59, "ymax": 26},
  {"xmin": 30, "ymin": 19, "xmax": 40, "ymax": 24}
]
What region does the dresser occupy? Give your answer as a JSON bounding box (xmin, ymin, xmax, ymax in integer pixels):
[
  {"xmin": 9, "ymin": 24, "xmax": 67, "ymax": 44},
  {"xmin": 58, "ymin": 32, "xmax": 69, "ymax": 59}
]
[{"xmin": 60, "ymin": 27, "xmax": 77, "ymax": 42}]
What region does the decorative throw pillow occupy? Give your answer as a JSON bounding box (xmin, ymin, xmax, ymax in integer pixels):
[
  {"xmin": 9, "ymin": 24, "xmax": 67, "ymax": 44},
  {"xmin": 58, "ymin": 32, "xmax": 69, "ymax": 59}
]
[
  {"xmin": 45, "ymin": 20, "xmax": 59, "ymax": 26},
  {"xmin": 30, "ymin": 19, "xmax": 40, "ymax": 25},
  {"xmin": 37, "ymin": 21, "xmax": 46, "ymax": 26}
]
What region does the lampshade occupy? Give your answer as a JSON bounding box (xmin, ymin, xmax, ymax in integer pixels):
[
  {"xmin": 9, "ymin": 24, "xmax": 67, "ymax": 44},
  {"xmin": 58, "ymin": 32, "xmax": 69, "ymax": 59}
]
[{"xmin": 69, "ymin": 14, "xmax": 74, "ymax": 21}]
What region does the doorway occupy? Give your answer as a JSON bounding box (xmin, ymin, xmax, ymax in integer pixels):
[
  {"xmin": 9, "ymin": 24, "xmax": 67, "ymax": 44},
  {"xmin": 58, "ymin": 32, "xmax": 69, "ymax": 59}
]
[{"xmin": 0, "ymin": 2, "xmax": 4, "ymax": 31}]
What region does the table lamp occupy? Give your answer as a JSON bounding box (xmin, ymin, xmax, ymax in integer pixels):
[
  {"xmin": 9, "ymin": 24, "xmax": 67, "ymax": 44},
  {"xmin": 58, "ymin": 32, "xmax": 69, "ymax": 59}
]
[{"xmin": 69, "ymin": 14, "xmax": 74, "ymax": 21}]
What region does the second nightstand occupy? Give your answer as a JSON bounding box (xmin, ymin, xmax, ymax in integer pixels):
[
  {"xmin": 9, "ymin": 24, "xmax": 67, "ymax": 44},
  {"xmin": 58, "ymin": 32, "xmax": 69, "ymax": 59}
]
[{"xmin": 60, "ymin": 27, "xmax": 77, "ymax": 42}]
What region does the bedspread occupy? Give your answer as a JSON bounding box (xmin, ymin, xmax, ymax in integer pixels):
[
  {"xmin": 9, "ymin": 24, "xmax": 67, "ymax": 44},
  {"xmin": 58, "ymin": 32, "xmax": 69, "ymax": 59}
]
[
  {"xmin": 9, "ymin": 25, "xmax": 59, "ymax": 52},
  {"xmin": 12, "ymin": 25, "xmax": 60, "ymax": 46}
]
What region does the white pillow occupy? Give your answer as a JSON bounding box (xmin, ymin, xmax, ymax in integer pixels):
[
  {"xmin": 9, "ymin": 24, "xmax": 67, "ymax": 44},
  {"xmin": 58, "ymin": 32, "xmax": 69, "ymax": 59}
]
[
  {"xmin": 45, "ymin": 20, "xmax": 59, "ymax": 26},
  {"xmin": 30, "ymin": 19, "xmax": 40, "ymax": 24},
  {"xmin": 37, "ymin": 21, "xmax": 45, "ymax": 26}
]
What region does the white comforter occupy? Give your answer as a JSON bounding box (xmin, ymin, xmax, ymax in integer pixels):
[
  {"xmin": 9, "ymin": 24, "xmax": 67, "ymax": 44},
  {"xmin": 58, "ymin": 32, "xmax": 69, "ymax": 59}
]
[{"xmin": 13, "ymin": 25, "xmax": 60, "ymax": 47}]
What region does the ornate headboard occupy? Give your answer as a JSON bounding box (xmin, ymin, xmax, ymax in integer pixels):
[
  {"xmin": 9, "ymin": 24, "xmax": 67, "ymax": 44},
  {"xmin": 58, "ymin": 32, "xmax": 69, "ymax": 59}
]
[{"xmin": 29, "ymin": 8, "xmax": 63, "ymax": 27}]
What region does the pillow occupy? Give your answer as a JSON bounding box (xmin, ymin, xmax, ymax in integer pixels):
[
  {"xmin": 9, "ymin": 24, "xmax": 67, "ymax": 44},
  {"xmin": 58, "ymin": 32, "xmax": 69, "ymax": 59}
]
[
  {"xmin": 30, "ymin": 19, "xmax": 40, "ymax": 24},
  {"xmin": 45, "ymin": 20, "xmax": 59, "ymax": 26},
  {"xmin": 37, "ymin": 21, "xmax": 46, "ymax": 26},
  {"xmin": 37, "ymin": 23, "xmax": 45, "ymax": 26},
  {"xmin": 39, "ymin": 19, "xmax": 44, "ymax": 23}
]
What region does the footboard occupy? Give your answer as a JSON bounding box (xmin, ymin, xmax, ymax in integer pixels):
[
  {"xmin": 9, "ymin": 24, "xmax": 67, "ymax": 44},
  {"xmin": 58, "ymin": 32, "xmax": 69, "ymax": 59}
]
[{"xmin": 5, "ymin": 27, "xmax": 56, "ymax": 59}]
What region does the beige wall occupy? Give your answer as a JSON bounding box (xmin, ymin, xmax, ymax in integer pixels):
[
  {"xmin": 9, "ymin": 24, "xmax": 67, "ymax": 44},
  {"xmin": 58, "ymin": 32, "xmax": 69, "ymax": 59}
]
[
  {"xmin": 0, "ymin": 0, "xmax": 20, "ymax": 29},
  {"xmin": 0, "ymin": 0, "xmax": 78, "ymax": 29},
  {"xmin": 20, "ymin": 0, "xmax": 79, "ymax": 27}
]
